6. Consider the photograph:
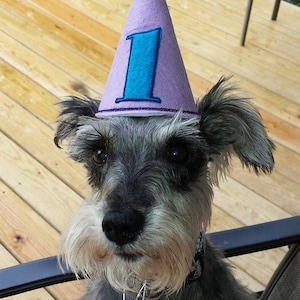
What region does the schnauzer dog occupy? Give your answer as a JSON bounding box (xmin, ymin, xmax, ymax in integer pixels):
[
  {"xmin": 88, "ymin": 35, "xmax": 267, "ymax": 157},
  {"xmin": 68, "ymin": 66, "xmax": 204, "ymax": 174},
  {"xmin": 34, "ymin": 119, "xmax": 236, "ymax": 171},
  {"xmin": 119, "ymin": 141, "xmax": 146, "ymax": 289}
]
[{"xmin": 54, "ymin": 78, "xmax": 274, "ymax": 299}]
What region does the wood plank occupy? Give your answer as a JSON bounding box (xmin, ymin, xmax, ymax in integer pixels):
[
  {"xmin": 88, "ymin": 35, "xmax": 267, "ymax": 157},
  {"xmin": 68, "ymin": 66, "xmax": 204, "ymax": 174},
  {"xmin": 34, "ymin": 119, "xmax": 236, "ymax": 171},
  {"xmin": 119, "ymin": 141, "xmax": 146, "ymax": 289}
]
[
  {"xmin": 59, "ymin": 0, "xmax": 129, "ymax": 33},
  {"xmin": 0, "ymin": 7, "xmax": 105, "ymax": 97},
  {"xmin": 0, "ymin": 181, "xmax": 85, "ymax": 299},
  {"xmin": 0, "ymin": 61, "xmax": 60, "ymax": 126},
  {"xmin": 229, "ymin": 157, "xmax": 300, "ymax": 216},
  {"xmin": 181, "ymin": 49, "xmax": 300, "ymax": 123},
  {"xmin": 272, "ymin": 143, "xmax": 300, "ymax": 181},
  {"xmin": 0, "ymin": 0, "xmax": 115, "ymax": 72},
  {"xmin": 0, "ymin": 180, "xmax": 57, "ymax": 260},
  {"xmin": 190, "ymin": 71, "xmax": 300, "ymax": 130},
  {"xmin": 0, "ymin": 91, "xmax": 87, "ymax": 198},
  {"xmin": 214, "ymin": 178, "xmax": 291, "ymax": 225},
  {"xmin": 0, "ymin": 131, "xmax": 82, "ymax": 232},
  {"xmin": 30, "ymin": 0, "xmax": 120, "ymax": 50},
  {"xmin": 171, "ymin": 0, "xmax": 300, "ymax": 42},
  {"xmin": 170, "ymin": 3, "xmax": 300, "ymax": 67},
  {"xmin": 245, "ymin": 86, "xmax": 300, "ymax": 129},
  {"xmin": 260, "ymin": 109, "xmax": 300, "ymax": 153},
  {"xmin": 178, "ymin": 29, "xmax": 300, "ymax": 103},
  {"xmin": 0, "ymin": 29, "xmax": 83, "ymax": 97}
]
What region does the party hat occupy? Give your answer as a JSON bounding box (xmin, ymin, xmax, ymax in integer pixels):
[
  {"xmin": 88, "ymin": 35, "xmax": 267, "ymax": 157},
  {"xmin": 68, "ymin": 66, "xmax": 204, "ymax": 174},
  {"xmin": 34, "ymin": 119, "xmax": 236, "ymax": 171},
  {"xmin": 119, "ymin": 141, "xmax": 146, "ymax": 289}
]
[{"xmin": 96, "ymin": 0, "xmax": 199, "ymax": 119}]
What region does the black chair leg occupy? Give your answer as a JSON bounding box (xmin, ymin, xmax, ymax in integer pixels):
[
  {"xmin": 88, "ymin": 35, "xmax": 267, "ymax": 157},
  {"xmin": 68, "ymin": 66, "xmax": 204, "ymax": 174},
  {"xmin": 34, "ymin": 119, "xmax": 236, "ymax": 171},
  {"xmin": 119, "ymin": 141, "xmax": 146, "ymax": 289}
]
[
  {"xmin": 241, "ymin": 0, "xmax": 281, "ymax": 46},
  {"xmin": 241, "ymin": 0, "xmax": 253, "ymax": 46},
  {"xmin": 271, "ymin": 0, "xmax": 281, "ymax": 21}
]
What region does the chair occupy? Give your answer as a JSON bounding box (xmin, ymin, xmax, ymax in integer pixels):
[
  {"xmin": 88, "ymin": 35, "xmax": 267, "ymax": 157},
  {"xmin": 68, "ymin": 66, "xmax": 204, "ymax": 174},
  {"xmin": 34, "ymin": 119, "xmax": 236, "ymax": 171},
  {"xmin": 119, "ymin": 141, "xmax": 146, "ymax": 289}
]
[
  {"xmin": 241, "ymin": 0, "xmax": 281, "ymax": 46},
  {"xmin": 261, "ymin": 243, "xmax": 300, "ymax": 299},
  {"xmin": 1, "ymin": 216, "xmax": 299, "ymax": 298}
]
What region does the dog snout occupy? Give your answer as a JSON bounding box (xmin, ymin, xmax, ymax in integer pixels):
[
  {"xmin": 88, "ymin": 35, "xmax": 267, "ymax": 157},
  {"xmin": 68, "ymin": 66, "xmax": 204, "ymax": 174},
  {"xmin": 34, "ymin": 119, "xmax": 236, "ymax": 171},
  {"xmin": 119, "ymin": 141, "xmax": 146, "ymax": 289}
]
[{"xmin": 102, "ymin": 210, "xmax": 144, "ymax": 246}]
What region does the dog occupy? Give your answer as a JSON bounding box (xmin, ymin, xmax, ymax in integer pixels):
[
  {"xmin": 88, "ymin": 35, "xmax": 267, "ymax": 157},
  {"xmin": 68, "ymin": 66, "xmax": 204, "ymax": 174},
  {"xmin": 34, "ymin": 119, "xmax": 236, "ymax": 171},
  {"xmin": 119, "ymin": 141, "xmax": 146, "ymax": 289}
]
[{"xmin": 54, "ymin": 77, "xmax": 274, "ymax": 299}]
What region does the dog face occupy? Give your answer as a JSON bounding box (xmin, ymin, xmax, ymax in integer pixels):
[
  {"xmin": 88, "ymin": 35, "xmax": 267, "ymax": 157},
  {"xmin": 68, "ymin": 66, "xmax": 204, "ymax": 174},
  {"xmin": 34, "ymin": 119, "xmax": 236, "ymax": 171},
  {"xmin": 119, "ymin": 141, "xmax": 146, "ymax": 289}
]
[{"xmin": 54, "ymin": 78, "xmax": 274, "ymax": 295}]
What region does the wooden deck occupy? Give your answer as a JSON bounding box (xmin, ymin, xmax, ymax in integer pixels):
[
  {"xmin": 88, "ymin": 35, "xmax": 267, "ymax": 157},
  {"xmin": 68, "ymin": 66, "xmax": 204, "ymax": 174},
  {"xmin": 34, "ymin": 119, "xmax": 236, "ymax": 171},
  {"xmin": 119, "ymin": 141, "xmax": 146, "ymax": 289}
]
[{"xmin": 0, "ymin": 0, "xmax": 299, "ymax": 298}]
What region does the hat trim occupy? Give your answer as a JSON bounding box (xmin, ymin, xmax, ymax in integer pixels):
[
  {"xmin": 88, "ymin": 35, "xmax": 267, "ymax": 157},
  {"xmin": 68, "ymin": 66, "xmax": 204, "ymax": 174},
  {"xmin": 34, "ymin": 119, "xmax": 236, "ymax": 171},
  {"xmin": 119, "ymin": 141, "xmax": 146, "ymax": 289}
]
[{"xmin": 97, "ymin": 106, "xmax": 200, "ymax": 116}]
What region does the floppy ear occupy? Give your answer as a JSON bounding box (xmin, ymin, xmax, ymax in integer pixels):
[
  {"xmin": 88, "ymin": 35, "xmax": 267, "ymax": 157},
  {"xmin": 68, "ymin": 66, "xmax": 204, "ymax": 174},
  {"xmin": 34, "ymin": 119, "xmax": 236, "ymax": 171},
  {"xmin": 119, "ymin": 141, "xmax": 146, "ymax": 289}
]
[
  {"xmin": 54, "ymin": 97, "xmax": 100, "ymax": 148},
  {"xmin": 198, "ymin": 77, "xmax": 275, "ymax": 184}
]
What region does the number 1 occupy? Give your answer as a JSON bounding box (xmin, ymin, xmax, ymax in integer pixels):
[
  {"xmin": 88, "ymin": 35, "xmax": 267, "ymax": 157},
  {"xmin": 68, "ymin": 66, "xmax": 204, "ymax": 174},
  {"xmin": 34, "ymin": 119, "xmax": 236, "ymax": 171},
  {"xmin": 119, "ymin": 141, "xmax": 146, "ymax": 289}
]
[{"xmin": 116, "ymin": 28, "xmax": 162, "ymax": 103}]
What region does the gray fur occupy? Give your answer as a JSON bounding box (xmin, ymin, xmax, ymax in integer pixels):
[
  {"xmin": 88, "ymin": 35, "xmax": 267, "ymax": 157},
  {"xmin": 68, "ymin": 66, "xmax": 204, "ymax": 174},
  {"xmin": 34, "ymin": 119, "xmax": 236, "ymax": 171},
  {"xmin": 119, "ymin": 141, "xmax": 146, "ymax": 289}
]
[{"xmin": 54, "ymin": 78, "xmax": 273, "ymax": 299}]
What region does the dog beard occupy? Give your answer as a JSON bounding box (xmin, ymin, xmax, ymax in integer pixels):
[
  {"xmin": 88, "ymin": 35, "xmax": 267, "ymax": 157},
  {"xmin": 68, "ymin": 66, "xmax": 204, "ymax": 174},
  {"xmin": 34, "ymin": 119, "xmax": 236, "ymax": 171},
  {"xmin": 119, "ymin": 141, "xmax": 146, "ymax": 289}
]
[{"xmin": 59, "ymin": 187, "xmax": 211, "ymax": 296}]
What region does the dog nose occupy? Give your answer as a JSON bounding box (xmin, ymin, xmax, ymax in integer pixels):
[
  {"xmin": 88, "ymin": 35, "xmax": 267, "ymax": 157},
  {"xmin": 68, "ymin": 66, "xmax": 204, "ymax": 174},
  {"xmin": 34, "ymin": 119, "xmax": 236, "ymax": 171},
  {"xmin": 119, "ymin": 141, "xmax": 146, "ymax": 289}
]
[{"xmin": 102, "ymin": 210, "xmax": 144, "ymax": 246}]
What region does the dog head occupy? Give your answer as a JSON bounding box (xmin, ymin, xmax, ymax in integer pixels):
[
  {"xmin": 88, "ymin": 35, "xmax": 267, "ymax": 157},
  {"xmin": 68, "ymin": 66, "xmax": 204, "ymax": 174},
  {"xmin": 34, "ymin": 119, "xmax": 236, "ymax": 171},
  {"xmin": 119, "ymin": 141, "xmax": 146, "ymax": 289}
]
[{"xmin": 54, "ymin": 77, "xmax": 274, "ymax": 295}]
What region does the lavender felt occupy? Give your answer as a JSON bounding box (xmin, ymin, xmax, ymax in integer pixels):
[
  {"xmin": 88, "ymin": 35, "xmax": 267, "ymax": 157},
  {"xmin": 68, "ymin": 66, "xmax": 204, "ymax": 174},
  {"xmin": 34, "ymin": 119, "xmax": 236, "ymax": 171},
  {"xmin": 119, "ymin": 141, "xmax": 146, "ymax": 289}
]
[{"xmin": 96, "ymin": 0, "xmax": 199, "ymax": 119}]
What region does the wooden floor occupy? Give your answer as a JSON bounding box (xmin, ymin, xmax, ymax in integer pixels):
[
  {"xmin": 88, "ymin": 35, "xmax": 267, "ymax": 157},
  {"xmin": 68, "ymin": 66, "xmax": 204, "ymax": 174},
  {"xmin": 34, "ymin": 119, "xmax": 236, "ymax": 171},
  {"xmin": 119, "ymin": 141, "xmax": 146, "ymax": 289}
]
[{"xmin": 0, "ymin": 0, "xmax": 299, "ymax": 299}]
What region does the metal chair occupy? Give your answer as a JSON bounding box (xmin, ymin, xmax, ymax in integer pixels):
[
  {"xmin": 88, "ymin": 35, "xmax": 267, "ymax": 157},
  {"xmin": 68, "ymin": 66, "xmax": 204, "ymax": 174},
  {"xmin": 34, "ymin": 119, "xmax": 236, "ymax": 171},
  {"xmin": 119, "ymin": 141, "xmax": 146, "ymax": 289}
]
[
  {"xmin": 241, "ymin": 0, "xmax": 281, "ymax": 46},
  {"xmin": 1, "ymin": 216, "xmax": 299, "ymax": 298}
]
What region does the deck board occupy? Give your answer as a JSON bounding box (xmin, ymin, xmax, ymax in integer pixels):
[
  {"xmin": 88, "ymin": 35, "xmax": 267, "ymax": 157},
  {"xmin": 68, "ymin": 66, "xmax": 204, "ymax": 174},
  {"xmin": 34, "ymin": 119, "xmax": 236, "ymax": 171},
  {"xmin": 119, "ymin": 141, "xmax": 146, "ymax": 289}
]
[{"xmin": 0, "ymin": 0, "xmax": 299, "ymax": 298}]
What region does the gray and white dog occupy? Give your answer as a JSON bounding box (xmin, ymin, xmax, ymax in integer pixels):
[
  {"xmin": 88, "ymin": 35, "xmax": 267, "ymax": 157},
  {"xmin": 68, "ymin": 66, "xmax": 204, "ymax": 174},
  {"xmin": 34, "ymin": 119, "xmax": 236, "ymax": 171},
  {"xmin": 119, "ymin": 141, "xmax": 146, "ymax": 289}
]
[{"xmin": 54, "ymin": 77, "xmax": 274, "ymax": 299}]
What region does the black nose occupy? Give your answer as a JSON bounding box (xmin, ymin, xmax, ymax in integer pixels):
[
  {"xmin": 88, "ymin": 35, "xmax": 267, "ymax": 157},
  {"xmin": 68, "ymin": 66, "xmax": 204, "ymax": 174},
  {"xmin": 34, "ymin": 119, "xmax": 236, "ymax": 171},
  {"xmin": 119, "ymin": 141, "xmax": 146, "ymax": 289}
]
[{"xmin": 102, "ymin": 210, "xmax": 144, "ymax": 246}]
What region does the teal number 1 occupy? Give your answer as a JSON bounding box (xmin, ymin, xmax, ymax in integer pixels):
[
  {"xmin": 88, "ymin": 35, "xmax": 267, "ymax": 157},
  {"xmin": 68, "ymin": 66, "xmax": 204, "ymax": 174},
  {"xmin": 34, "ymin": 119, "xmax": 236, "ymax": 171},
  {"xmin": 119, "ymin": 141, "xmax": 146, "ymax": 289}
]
[{"xmin": 116, "ymin": 28, "xmax": 162, "ymax": 103}]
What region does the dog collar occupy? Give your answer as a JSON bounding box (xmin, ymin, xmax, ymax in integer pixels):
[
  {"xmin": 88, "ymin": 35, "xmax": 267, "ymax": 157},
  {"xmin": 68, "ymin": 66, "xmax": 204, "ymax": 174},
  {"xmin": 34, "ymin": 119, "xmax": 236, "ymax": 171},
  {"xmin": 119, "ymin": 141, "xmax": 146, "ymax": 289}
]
[{"xmin": 186, "ymin": 231, "xmax": 206, "ymax": 285}]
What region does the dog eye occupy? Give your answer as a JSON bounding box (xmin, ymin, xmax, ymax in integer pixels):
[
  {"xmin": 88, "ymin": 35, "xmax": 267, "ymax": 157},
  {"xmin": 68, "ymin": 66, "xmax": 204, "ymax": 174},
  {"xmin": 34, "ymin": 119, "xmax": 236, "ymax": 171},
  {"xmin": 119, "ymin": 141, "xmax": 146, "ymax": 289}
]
[
  {"xmin": 93, "ymin": 149, "xmax": 108, "ymax": 164},
  {"xmin": 167, "ymin": 144, "xmax": 189, "ymax": 163}
]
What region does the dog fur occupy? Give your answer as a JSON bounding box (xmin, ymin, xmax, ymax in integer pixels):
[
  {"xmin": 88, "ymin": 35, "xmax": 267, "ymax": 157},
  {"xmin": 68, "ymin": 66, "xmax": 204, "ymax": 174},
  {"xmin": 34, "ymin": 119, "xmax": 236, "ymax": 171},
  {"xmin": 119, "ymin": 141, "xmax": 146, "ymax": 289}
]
[{"xmin": 55, "ymin": 77, "xmax": 274, "ymax": 299}]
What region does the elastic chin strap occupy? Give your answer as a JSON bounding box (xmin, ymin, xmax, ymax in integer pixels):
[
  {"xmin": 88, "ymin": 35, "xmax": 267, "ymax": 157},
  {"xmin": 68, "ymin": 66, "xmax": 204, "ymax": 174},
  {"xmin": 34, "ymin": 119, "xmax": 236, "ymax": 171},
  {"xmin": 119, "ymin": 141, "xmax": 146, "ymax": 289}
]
[{"xmin": 186, "ymin": 231, "xmax": 206, "ymax": 285}]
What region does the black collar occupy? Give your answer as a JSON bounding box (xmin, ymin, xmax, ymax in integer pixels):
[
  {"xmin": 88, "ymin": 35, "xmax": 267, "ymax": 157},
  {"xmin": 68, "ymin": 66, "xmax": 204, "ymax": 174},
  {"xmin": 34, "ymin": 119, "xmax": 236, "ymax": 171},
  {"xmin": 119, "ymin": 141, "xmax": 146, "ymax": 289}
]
[{"xmin": 186, "ymin": 231, "xmax": 206, "ymax": 285}]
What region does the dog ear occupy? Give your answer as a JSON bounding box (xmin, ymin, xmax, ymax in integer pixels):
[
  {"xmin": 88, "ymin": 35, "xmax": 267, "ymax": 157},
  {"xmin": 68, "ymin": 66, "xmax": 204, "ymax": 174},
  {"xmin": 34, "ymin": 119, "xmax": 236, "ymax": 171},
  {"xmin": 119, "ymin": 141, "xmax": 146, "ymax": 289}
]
[
  {"xmin": 54, "ymin": 97, "xmax": 100, "ymax": 148},
  {"xmin": 198, "ymin": 77, "xmax": 275, "ymax": 184}
]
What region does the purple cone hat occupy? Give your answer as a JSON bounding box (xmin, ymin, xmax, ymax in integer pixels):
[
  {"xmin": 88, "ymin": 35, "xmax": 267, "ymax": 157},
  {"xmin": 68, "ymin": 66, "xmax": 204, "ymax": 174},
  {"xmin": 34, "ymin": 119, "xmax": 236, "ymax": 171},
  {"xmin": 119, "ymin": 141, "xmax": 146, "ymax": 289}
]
[{"xmin": 96, "ymin": 0, "xmax": 199, "ymax": 119}]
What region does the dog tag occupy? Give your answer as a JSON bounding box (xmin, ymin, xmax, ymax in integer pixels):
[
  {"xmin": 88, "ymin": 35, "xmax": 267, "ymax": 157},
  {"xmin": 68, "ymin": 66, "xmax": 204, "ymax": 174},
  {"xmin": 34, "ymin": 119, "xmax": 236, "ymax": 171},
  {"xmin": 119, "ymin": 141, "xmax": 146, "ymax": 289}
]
[{"xmin": 116, "ymin": 28, "xmax": 162, "ymax": 104}]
